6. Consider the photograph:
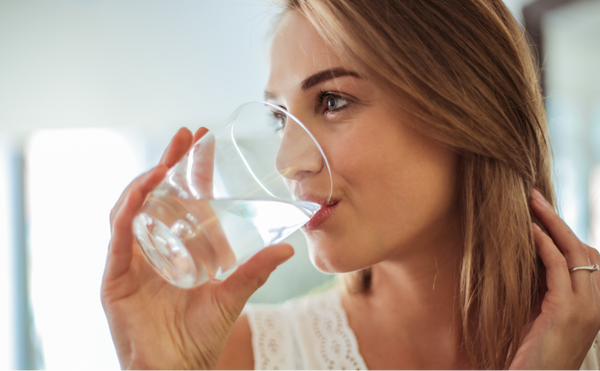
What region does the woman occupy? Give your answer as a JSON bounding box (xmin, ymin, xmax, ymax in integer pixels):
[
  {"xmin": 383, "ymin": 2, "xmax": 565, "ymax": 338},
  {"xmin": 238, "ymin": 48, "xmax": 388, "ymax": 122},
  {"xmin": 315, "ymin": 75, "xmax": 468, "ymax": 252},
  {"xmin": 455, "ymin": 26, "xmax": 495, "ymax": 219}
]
[{"xmin": 101, "ymin": 0, "xmax": 600, "ymax": 369}]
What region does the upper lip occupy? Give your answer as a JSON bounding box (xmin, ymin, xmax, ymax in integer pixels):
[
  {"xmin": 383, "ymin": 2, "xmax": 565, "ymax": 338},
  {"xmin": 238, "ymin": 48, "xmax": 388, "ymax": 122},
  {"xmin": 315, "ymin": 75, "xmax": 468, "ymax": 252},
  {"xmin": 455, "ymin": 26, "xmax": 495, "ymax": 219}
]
[{"xmin": 298, "ymin": 194, "xmax": 340, "ymax": 207}]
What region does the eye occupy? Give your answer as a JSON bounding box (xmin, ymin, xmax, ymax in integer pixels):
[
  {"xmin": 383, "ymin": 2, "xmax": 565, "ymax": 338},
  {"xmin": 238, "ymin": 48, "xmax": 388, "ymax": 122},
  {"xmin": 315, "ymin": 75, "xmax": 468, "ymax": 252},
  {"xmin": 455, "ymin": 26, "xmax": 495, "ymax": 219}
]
[
  {"xmin": 320, "ymin": 93, "xmax": 350, "ymax": 113},
  {"xmin": 268, "ymin": 110, "xmax": 287, "ymax": 132}
]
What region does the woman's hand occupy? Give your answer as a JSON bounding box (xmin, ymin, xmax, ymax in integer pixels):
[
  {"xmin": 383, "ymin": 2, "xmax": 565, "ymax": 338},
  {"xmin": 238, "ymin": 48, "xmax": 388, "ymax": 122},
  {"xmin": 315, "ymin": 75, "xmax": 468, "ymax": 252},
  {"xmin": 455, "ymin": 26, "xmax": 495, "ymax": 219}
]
[
  {"xmin": 510, "ymin": 189, "xmax": 600, "ymax": 369},
  {"xmin": 101, "ymin": 127, "xmax": 294, "ymax": 369}
]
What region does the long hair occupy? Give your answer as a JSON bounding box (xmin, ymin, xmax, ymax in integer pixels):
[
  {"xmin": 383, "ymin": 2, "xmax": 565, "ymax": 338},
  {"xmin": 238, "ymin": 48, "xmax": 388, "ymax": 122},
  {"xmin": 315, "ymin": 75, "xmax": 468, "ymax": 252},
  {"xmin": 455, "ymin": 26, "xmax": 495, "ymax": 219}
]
[{"xmin": 277, "ymin": 0, "xmax": 555, "ymax": 368}]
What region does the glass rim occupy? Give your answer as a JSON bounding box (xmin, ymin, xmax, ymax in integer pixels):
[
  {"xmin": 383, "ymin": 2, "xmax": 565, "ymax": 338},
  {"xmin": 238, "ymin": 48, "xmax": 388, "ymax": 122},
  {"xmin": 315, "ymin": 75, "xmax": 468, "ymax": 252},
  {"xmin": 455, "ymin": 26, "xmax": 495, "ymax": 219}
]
[{"xmin": 228, "ymin": 101, "xmax": 333, "ymax": 203}]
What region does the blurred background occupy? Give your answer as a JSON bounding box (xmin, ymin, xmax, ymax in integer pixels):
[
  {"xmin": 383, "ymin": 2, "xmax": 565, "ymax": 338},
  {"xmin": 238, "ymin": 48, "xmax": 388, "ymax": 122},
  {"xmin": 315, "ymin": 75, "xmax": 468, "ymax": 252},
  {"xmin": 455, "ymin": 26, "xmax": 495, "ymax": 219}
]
[{"xmin": 0, "ymin": 0, "xmax": 598, "ymax": 369}]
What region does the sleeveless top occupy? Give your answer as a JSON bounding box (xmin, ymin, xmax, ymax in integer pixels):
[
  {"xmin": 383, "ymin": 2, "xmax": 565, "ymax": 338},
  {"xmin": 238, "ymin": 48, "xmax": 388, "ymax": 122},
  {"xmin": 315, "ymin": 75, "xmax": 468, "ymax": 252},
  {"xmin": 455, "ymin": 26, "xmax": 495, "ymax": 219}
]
[{"xmin": 245, "ymin": 290, "xmax": 600, "ymax": 370}]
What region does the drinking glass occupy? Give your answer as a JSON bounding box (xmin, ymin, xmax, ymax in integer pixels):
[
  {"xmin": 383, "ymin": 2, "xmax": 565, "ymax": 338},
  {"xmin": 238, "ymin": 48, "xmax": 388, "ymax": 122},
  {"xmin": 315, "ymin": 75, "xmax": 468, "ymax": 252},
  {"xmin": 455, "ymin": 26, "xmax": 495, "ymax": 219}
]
[{"xmin": 133, "ymin": 102, "xmax": 332, "ymax": 288}]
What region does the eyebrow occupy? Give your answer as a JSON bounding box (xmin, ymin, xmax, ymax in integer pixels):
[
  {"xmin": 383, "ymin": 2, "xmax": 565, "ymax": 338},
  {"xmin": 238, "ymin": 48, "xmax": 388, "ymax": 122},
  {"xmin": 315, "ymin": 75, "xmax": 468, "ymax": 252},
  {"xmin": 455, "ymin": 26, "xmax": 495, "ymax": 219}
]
[
  {"xmin": 264, "ymin": 67, "xmax": 361, "ymax": 100},
  {"xmin": 301, "ymin": 68, "xmax": 361, "ymax": 90}
]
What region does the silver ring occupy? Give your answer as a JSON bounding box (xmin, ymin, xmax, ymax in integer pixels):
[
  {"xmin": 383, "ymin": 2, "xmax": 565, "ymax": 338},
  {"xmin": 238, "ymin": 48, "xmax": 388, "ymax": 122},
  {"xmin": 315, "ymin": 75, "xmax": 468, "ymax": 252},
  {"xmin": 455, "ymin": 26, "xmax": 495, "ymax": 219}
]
[{"xmin": 569, "ymin": 264, "xmax": 600, "ymax": 273}]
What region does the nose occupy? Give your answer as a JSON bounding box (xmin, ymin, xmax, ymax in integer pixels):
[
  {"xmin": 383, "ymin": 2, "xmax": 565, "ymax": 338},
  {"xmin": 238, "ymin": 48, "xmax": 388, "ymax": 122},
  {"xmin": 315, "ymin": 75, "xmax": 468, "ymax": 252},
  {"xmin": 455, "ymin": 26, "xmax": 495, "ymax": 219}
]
[{"xmin": 275, "ymin": 117, "xmax": 324, "ymax": 181}]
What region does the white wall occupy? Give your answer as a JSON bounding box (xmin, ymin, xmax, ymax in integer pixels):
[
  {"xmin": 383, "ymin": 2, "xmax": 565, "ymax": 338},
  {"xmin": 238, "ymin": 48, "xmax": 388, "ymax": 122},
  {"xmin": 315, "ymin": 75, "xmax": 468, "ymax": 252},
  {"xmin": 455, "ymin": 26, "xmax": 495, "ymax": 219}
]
[
  {"xmin": 0, "ymin": 0, "xmax": 275, "ymax": 144},
  {"xmin": 544, "ymin": 0, "xmax": 600, "ymax": 245}
]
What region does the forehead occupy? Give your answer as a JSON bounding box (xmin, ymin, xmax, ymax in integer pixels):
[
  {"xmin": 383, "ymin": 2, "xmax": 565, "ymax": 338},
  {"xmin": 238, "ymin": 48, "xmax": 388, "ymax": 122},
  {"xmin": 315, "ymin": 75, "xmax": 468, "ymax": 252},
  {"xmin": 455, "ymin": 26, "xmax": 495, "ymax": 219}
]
[{"xmin": 267, "ymin": 11, "xmax": 347, "ymax": 95}]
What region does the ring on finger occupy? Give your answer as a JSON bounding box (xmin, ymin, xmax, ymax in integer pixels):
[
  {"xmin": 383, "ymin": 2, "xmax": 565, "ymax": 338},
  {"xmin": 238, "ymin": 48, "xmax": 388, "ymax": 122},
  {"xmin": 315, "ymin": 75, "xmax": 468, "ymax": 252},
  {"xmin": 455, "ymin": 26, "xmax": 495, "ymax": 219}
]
[{"xmin": 569, "ymin": 264, "xmax": 600, "ymax": 273}]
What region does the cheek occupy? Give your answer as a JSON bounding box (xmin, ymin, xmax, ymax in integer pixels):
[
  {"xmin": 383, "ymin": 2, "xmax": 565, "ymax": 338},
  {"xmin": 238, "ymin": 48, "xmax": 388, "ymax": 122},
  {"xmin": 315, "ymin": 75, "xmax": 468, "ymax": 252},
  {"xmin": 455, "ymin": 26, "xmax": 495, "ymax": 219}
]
[
  {"xmin": 331, "ymin": 120, "xmax": 459, "ymax": 244},
  {"xmin": 307, "ymin": 112, "xmax": 459, "ymax": 273},
  {"xmin": 326, "ymin": 121, "xmax": 391, "ymax": 174}
]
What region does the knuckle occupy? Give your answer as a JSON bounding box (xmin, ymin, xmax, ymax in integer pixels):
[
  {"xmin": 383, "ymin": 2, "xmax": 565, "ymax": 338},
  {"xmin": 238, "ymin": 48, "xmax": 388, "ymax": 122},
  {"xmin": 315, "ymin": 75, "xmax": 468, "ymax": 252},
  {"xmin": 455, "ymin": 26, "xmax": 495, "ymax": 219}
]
[
  {"xmin": 100, "ymin": 289, "xmax": 109, "ymax": 308},
  {"xmin": 111, "ymin": 212, "xmax": 131, "ymax": 236},
  {"xmin": 551, "ymin": 255, "xmax": 568, "ymax": 270},
  {"xmin": 566, "ymin": 226, "xmax": 577, "ymax": 239},
  {"xmin": 575, "ymin": 242, "xmax": 589, "ymax": 256},
  {"xmin": 113, "ymin": 218, "xmax": 132, "ymax": 235},
  {"xmin": 253, "ymin": 267, "xmax": 276, "ymax": 291},
  {"xmin": 238, "ymin": 267, "xmax": 269, "ymax": 293},
  {"xmin": 537, "ymin": 231, "xmax": 553, "ymax": 244},
  {"xmin": 589, "ymin": 247, "xmax": 600, "ymax": 262},
  {"xmin": 253, "ymin": 273, "xmax": 268, "ymax": 289}
]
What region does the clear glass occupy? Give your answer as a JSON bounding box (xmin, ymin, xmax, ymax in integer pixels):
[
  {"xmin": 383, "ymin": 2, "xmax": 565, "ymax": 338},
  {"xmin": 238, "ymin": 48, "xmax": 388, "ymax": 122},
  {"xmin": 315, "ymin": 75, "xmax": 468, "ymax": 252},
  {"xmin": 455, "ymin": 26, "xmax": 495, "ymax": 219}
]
[{"xmin": 133, "ymin": 102, "xmax": 332, "ymax": 288}]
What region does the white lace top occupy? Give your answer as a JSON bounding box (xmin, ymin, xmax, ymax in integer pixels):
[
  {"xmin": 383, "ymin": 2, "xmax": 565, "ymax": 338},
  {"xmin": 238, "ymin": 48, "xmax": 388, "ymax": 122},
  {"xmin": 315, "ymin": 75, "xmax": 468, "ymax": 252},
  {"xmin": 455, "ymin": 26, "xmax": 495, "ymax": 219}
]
[{"xmin": 245, "ymin": 290, "xmax": 600, "ymax": 370}]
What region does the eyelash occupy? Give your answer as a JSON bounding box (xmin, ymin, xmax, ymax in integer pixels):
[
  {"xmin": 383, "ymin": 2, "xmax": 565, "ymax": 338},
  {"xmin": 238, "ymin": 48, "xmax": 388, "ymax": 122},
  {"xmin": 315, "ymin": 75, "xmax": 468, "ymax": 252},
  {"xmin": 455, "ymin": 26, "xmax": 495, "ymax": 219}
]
[
  {"xmin": 268, "ymin": 92, "xmax": 352, "ymax": 132},
  {"xmin": 268, "ymin": 111, "xmax": 286, "ymax": 132},
  {"xmin": 317, "ymin": 91, "xmax": 351, "ymax": 114}
]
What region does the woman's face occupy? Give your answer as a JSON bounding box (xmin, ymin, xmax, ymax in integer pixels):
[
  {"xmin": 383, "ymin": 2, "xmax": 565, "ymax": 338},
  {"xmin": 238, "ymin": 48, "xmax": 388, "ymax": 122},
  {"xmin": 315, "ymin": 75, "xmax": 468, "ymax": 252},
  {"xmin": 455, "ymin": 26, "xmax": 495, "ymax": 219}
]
[{"xmin": 266, "ymin": 11, "xmax": 461, "ymax": 273}]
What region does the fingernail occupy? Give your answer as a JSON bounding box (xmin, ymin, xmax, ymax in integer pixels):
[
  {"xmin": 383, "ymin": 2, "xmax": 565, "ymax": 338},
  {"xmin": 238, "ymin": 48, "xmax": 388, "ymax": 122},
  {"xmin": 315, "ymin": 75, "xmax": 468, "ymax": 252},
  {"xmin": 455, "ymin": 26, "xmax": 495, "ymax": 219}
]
[{"xmin": 532, "ymin": 223, "xmax": 541, "ymax": 231}]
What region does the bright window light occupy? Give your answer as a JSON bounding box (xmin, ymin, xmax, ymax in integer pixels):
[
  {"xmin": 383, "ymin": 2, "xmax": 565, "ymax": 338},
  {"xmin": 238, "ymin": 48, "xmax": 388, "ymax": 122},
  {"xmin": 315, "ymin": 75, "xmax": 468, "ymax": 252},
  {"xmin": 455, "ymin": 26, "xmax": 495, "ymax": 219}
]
[
  {"xmin": 0, "ymin": 136, "xmax": 16, "ymax": 370},
  {"xmin": 26, "ymin": 128, "xmax": 146, "ymax": 369}
]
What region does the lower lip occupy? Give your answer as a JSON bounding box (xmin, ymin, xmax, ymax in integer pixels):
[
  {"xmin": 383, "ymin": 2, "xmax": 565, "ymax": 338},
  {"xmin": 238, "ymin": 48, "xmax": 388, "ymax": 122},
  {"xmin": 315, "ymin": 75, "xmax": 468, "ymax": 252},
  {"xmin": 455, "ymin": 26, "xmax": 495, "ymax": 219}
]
[{"xmin": 303, "ymin": 201, "xmax": 339, "ymax": 231}]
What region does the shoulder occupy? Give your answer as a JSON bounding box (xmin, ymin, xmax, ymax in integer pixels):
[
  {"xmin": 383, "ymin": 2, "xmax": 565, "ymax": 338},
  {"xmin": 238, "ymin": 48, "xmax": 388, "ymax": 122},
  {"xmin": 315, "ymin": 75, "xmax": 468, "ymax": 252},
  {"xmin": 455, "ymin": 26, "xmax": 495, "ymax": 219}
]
[{"xmin": 215, "ymin": 313, "xmax": 254, "ymax": 370}]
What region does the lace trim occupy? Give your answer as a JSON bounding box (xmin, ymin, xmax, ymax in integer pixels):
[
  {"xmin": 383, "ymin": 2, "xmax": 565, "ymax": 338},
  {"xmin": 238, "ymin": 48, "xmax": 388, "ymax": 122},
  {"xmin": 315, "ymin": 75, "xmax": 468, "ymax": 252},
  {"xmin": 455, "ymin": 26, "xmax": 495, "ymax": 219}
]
[
  {"xmin": 246, "ymin": 291, "xmax": 367, "ymax": 370},
  {"xmin": 300, "ymin": 291, "xmax": 366, "ymax": 370},
  {"xmin": 247, "ymin": 304, "xmax": 295, "ymax": 370}
]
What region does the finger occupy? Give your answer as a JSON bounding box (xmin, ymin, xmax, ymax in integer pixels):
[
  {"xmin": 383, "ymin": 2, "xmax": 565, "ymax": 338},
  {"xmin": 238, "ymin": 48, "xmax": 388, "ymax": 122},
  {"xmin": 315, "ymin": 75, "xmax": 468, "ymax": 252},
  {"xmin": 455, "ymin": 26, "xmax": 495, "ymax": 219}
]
[
  {"xmin": 187, "ymin": 130, "xmax": 235, "ymax": 273},
  {"xmin": 587, "ymin": 245, "xmax": 600, "ymax": 296},
  {"xmin": 105, "ymin": 164, "xmax": 168, "ymax": 280},
  {"xmin": 533, "ymin": 223, "xmax": 573, "ymax": 295},
  {"xmin": 588, "ymin": 245, "xmax": 600, "ymax": 266},
  {"xmin": 191, "ymin": 137, "xmax": 215, "ymax": 198},
  {"xmin": 193, "ymin": 127, "xmax": 209, "ymax": 143},
  {"xmin": 110, "ymin": 165, "xmax": 168, "ymax": 230},
  {"xmin": 531, "ymin": 189, "xmax": 590, "ymax": 272},
  {"xmin": 196, "ymin": 202, "xmax": 236, "ymax": 272},
  {"xmin": 159, "ymin": 127, "xmax": 194, "ymax": 168},
  {"xmin": 109, "ymin": 127, "xmax": 191, "ymax": 223},
  {"xmin": 217, "ymin": 243, "xmax": 294, "ymax": 313},
  {"xmin": 185, "ymin": 200, "xmax": 236, "ymax": 278},
  {"xmin": 183, "ymin": 200, "xmax": 236, "ymax": 277}
]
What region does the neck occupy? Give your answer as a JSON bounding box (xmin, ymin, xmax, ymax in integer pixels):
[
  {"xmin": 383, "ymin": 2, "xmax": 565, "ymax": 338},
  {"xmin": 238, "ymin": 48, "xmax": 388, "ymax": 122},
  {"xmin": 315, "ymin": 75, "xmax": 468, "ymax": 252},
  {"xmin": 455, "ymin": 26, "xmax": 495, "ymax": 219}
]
[
  {"xmin": 342, "ymin": 222, "xmax": 471, "ymax": 369},
  {"xmin": 369, "ymin": 244, "xmax": 462, "ymax": 331}
]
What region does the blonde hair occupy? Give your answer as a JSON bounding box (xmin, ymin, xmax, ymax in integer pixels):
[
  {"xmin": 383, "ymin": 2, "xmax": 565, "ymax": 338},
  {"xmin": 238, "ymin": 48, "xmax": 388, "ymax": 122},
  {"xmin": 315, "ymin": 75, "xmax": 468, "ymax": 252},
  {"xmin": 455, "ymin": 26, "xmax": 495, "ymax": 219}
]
[{"xmin": 277, "ymin": 0, "xmax": 555, "ymax": 368}]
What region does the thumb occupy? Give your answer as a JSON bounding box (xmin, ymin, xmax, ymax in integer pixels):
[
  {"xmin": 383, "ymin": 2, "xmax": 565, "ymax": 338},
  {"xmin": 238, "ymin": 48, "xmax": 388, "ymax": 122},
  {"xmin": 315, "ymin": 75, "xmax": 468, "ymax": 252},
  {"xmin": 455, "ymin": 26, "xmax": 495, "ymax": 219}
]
[{"xmin": 216, "ymin": 243, "xmax": 294, "ymax": 312}]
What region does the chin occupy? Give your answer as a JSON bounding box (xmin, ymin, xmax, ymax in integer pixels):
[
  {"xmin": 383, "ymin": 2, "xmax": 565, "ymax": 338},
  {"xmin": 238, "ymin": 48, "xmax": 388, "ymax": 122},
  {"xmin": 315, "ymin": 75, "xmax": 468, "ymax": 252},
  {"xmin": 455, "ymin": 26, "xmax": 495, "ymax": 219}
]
[{"xmin": 305, "ymin": 235, "xmax": 374, "ymax": 274}]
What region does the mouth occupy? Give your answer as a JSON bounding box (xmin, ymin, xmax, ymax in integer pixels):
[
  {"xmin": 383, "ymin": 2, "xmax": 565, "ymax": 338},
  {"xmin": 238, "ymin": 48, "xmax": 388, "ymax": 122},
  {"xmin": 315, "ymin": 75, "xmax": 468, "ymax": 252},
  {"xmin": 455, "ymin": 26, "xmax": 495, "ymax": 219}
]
[{"xmin": 301, "ymin": 197, "xmax": 340, "ymax": 231}]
